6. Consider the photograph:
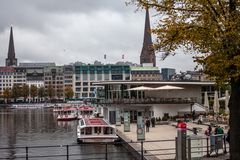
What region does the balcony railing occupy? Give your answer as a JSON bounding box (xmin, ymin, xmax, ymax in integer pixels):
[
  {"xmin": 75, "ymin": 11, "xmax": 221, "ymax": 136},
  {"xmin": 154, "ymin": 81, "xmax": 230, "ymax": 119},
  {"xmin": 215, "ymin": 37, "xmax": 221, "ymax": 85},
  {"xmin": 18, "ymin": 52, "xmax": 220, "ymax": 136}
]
[{"xmin": 96, "ymin": 97, "xmax": 197, "ymax": 105}]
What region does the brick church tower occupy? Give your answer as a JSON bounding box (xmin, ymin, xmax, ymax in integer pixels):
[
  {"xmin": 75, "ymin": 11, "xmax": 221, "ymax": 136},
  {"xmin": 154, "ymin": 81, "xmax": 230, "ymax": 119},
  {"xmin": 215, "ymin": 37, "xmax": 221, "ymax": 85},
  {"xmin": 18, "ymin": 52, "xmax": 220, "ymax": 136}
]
[{"xmin": 140, "ymin": 8, "xmax": 156, "ymax": 67}]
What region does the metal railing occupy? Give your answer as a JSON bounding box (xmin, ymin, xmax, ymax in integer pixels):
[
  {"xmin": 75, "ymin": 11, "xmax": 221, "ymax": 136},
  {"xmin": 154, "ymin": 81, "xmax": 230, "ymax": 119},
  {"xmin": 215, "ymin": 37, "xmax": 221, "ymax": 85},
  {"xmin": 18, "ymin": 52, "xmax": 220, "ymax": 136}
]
[
  {"xmin": 96, "ymin": 97, "xmax": 197, "ymax": 105},
  {"xmin": 0, "ymin": 137, "xmax": 229, "ymax": 160}
]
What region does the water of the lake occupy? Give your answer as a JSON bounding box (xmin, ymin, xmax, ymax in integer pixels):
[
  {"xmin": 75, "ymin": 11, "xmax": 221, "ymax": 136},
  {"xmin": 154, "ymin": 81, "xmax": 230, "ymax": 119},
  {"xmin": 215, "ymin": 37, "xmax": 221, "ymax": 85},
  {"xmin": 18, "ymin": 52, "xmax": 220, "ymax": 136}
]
[{"xmin": 0, "ymin": 107, "xmax": 135, "ymax": 160}]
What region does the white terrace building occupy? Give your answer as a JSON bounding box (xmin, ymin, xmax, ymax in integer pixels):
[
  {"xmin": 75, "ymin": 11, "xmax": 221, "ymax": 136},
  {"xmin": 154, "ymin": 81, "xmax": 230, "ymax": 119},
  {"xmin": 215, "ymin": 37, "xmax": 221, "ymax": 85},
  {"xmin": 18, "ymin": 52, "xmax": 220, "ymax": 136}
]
[
  {"xmin": 0, "ymin": 67, "xmax": 15, "ymax": 95},
  {"xmin": 94, "ymin": 81, "xmax": 216, "ymax": 124}
]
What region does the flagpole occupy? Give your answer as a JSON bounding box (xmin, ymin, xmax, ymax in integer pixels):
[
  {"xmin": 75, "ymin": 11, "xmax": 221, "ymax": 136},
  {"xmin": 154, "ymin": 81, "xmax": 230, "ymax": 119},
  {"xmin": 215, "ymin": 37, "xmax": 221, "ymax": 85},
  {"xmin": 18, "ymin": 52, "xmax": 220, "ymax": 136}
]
[{"xmin": 104, "ymin": 54, "xmax": 107, "ymax": 65}]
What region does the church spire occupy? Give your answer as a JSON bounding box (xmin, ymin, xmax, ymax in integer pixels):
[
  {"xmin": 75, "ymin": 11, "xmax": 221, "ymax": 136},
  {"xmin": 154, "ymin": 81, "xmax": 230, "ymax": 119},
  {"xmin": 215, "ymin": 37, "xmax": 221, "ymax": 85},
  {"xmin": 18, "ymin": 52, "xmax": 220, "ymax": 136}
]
[
  {"xmin": 140, "ymin": 8, "xmax": 156, "ymax": 67},
  {"xmin": 6, "ymin": 26, "xmax": 17, "ymax": 66}
]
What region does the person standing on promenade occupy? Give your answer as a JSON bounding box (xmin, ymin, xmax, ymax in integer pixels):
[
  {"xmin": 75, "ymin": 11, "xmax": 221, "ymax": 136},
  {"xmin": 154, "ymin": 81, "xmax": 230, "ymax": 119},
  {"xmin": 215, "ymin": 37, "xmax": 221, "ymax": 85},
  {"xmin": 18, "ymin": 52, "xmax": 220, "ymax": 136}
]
[
  {"xmin": 151, "ymin": 117, "xmax": 155, "ymax": 127},
  {"xmin": 217, "ymin": 126, "xmax": 224, "ymax": 134},
  {"xmin": 214, "ymin": 125, "xmax": 224, "ymax": 135},
  {"xmin": 184, "ymin": 113, "xmax": 187, "ymax": 122},
  {"xmin": 192, "ymin": 110, "xmax": 196, "ymax": 121},
  {"xmin": 205, "ymin": 125, "xmax": 212, "ymax": 136},
  {"xmin": 146, "ymin": 118, "xmax": 150, "ymax": 132},
  {"xmin": 226, "ymin": 129, "xmax": 230, "ymax": 144}
]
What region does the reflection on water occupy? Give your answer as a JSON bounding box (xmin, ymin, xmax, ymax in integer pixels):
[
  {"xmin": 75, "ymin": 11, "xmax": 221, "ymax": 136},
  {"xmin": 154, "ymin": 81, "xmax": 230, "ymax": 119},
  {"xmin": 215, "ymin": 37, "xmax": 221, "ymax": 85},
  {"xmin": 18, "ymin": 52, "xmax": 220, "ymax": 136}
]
[{"xmin": 0, "ymin": 107, "xmax": 135, "ymax": 160}]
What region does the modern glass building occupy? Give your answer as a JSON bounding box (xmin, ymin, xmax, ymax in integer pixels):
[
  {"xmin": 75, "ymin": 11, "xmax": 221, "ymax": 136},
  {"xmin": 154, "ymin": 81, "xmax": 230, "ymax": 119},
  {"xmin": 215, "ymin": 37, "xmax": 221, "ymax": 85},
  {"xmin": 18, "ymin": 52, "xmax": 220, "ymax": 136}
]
[{"xmin": 74, "ymin": 64, "xmax": 130, "ymax": 99}]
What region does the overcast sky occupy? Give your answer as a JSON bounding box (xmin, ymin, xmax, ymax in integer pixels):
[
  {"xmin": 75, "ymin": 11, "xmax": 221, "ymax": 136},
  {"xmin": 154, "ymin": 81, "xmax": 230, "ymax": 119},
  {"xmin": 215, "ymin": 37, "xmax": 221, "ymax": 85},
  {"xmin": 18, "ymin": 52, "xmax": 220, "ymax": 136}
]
[{"xmin": 0, "ymin": 0, "xmax": 196, "ymax": 73}]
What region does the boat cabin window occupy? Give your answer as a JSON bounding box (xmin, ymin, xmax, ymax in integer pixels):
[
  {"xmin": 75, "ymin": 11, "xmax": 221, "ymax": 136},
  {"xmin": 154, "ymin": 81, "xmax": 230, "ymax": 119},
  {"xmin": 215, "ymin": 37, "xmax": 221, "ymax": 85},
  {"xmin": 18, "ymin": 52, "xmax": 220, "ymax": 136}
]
[
  {"xmin": 103, "ymin": 127, "xmax": 109, "ymax": 134},
  {"xmin": 86, "ymin": 127, "xmax": 92, "ymax": 135},
  {"xmin": 81, "ymin": 129, "xmax": 84, "ymax": 134},
  {"xmin": 94, "ymin": 127, "xmax": 101, "ymax": 134},
  {"xmin": 80, "ymin": 120, "xmax": 84, "ymax": 126}
]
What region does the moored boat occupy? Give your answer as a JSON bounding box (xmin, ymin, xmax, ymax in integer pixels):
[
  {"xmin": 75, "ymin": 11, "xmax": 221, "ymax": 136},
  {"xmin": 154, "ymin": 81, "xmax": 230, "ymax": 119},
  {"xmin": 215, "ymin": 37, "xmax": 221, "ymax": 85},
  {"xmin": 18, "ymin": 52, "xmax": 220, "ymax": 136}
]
[
  {"xmin": 78, "ymin": 105, "xmax": 95, "ymax": 119},
  {"xmin": 57, "ymin": 107, "xmax": 78, "ymax": 121},
  {"xmin": 77, "ymin": 118, "xmax": 118, "ymax": 143},
  {"xmin": 53, "ymin": 104, "xmax": 71, "ymax": 112}
]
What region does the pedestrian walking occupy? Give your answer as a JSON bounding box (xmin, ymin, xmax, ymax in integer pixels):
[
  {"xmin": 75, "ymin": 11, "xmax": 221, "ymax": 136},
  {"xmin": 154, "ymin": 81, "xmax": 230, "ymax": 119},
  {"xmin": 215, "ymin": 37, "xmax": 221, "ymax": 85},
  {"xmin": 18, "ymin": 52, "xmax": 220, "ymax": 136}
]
[{"xmin": 145, "ymin": 118, "xmax": 150, "ymax": 132}]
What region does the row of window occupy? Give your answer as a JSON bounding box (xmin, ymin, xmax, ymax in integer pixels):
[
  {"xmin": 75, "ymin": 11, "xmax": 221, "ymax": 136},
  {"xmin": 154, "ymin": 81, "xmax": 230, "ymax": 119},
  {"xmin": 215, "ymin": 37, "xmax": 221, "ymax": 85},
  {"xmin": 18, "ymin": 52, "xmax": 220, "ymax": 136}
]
[
  {"xmin": 0, "ymin": 75, "xmax": 24, "ymax": 78},
  {"xmin": 0, "ymin": 72, "xmax": 25, "ymax": 75},
  {"xmin": 44, "ymin": 77, "xmax": 64, "ymax": 80},
  {"xmin": 75, "ymin": 87, "xmax": 95, "ymax": 92},
  {"xmin": 44, "ymin": 86, "xmax": 64, "ymax": 89},
  {"xmin": 45, "ymin": 81, "xmax": 63, "ymax": 84},
  {"xmin": 0, "ymin": 84, "xmax": 12, "ymax": 87},
  {"xmin": 75, "ymin": 92, "xmax": 96, "ymax": 98},
  {"xmin": 132, "ymin": 74, "xmax": 160, "ymax": 77},
  {"xmin": 0, "ymin": 80, "xmax": 12, "ymax": 82}
]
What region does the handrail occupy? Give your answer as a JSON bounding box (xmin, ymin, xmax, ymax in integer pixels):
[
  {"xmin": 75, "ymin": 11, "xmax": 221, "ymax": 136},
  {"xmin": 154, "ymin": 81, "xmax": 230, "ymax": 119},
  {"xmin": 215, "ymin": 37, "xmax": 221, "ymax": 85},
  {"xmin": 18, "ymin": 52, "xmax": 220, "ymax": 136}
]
[{"xmin": 0, "ymin": 138, "xmax": 229, "ymax": 160}]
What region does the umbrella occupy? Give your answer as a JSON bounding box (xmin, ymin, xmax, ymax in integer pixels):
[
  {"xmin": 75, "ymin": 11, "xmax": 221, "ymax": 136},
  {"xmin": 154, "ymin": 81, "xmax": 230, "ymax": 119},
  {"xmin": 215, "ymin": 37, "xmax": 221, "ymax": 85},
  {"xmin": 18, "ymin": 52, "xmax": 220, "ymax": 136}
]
[
  {"xmin": 127, "ymin": 86, "xmax": 155, "ymax": 91},
  {"xmin": 203, "ymin": 91, "xmax": 209, "ymax": 112},
  {"xmin": 154, "ymin": 85, "xmax": 184, "ymax": 90},
  {"xmin": 213, "ymin": 90, "xmax": 220, "ymax": 114},
  {"xmin": 225, "ymin": 90, "xmax": 230, "ymax": 114},
  {"xmin": 154, "ymin": 85, "xmax": 184, "ymax": 98},
  {"xmin": 127, "ymin": 86, "xmax": 154, "ymax": 100}
]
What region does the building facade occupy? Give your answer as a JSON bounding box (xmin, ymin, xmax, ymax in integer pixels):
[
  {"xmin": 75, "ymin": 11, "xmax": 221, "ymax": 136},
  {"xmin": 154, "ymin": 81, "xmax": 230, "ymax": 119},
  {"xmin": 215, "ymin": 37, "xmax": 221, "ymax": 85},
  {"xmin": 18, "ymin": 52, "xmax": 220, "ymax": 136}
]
[
  {"xmin": 74, "ymin": 64, "xmax": 130, "ymax": 99},
  {"xmin": 161, "ymin": 68, "xmax": 176, "ymax": 80},
  {"xmin": 94, "ymin": 81, "xmax": 215, "ymax": 124},
  {"xmin": 0, "ymin": 67, "xmax": 15, "ymax": 95},
  {"xmin": 44, "ymin": 66, "xmax": 64, "ymax": 101},
  {"xmin": 63, "ymin": 65, "xmax": 74, "ymax": 99},
  {"xmin": 131, "ymin": 66, "xmax": 161, "ymax": 81}
]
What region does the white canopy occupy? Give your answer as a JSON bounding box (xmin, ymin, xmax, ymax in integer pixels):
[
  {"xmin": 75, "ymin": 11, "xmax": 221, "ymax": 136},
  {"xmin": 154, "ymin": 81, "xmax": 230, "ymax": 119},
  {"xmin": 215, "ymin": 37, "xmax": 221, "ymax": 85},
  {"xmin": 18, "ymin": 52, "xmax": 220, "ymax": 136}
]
[
  {"xmin": 225, "ymin": 90, "xmax": 230, "ymax": 114},
  {"xmin": 127, "ymin": 86, "xmax": 155, "ymax": 91},
  {"xmin": 178, "ymin": 103, "xmax": 206, "ymax": 113},
  {"xmin": 213, "ymin": 90, "xmax": 220, "ymax": 113},
  {"xmin": 203, "ymin": 91, "xmax": 209, "ymax": 112},
  {"xmin": 154, "ymin": 85, "xmax": 184, "ymax": 90}
]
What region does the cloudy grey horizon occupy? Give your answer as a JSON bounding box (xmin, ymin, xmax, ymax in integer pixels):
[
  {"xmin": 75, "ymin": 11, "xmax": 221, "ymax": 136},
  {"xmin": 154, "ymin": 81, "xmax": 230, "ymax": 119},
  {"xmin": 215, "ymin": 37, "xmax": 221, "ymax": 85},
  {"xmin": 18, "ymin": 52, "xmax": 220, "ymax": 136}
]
[{"xmin": 0, "ymin": 0, "xmax": 196, "ymax": 73}]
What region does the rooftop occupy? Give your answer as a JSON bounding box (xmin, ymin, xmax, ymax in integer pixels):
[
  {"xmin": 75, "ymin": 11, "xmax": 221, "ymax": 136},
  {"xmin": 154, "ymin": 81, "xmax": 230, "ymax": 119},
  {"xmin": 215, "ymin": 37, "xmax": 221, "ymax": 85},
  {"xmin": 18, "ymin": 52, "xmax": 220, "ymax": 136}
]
[
  {"xmin": 79, "ymin": 106, "xmax": 95, "ymax": 111},
  {"xmin": 131, "ymin": 66, "xmax": 159, "ymax": 71},
  {"xmin": 84, "ymin": 118, "xmax": 108, "ymax": 126},
  {"xmin": 94, "ymin": 81, "xmax": 215, "ymax": 86},
  {"xmin": 19, "ymin": 63, "xmax": 56, "ymax": 67}
]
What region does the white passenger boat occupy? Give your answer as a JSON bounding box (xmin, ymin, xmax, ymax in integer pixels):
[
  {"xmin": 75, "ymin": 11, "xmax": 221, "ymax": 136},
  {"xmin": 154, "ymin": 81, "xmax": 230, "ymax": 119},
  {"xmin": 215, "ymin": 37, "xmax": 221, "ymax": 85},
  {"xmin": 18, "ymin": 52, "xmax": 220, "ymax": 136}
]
[
  {"xmin": 77, "ymin": 118, "xmax": 118, "ymax": 143},
  {"xmin": 77, "ymin": 105, "xmax": 95, "ymax": 119},
  {"xmin": 57, "ymin": 107, "xmax": 78, "ymax": 121}
]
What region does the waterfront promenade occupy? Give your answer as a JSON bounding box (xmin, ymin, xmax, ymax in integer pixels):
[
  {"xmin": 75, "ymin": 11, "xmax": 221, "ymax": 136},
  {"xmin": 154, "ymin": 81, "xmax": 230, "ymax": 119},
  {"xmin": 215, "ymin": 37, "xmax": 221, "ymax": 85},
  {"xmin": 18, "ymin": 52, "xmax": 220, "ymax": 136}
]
[{"xmin": 116, "ymin": 122, "xmax": 229, "ymax": 160}]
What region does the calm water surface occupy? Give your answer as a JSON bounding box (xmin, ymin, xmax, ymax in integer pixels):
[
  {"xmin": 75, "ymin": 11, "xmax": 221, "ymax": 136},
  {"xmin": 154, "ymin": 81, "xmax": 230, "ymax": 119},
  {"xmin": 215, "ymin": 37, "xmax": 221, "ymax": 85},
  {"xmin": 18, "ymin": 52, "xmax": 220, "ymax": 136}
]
[{"xmin": 0, "ymin": 107, "xmax": 135, "ymax": 160}]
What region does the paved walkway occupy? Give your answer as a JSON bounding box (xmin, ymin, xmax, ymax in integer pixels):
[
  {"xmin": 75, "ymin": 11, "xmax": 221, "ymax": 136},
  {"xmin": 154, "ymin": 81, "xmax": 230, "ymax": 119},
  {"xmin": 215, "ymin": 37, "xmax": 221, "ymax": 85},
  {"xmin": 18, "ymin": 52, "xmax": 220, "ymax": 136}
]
[{"xmin": 116, "ymin": 122, "xmax": 229, "ymax": 160}]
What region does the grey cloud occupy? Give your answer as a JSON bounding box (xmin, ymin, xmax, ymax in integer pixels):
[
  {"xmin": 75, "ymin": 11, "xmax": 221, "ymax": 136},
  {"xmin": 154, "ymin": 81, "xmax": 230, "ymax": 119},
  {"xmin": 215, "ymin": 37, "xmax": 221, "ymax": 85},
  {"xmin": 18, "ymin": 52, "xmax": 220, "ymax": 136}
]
[{"xmin": 0, "ymin": 0, "xmax": 196, "ymax": 72}]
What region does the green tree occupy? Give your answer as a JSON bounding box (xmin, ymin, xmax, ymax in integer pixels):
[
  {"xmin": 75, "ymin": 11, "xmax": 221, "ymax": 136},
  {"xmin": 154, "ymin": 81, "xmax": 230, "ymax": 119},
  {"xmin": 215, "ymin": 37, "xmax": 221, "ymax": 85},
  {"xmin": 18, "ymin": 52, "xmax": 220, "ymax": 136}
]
[
  {"xmin": 38, "ymin": 86, "xmax": 45, "ymax": 102},
  {"xmin": 3, "ymin": 88, "xmax": 11, "ymax": 103},
  {"xmin": 65, "ymin": 86, "xmax": 74, "ymax": 100},
  {"xmin": 21, "ymin": 84, "xmax": 29, "ymax": 102},
  {"xmin": 47, "ymin": 84, "xmax": 54, "ymax": 102},
  {"xmin": 131, "ymin": 0, "xmax": 240, "ymax": 158},
  {"xmin": 30, "ymin": 85, "xmax": 38, "ymax": 103},
  {"xmin": 11, "ymin": 84, "xmax": 21, "ymax": 103}
]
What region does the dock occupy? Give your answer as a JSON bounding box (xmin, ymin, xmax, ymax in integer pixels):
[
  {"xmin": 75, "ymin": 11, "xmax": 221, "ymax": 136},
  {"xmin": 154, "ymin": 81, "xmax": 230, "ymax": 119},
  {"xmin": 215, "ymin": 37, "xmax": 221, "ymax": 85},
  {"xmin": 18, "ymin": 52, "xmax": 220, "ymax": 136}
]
[{"xmin": 116, "ymin": 122, "xmax": 229, "ymax": 160}]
